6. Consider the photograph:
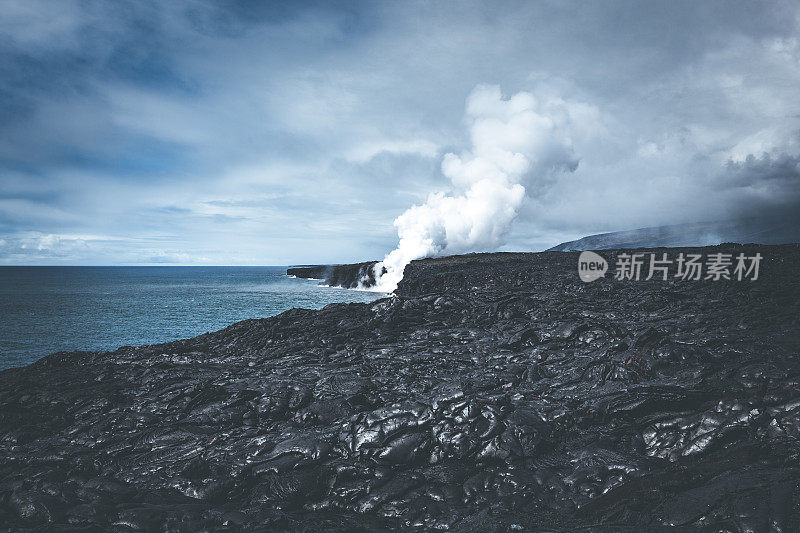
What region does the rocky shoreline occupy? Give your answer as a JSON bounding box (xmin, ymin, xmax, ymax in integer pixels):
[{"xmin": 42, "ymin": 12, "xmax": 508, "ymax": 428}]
[
  {"xmin": 287, "ymin": 261, "xmax": 379, "ymax": 289},
  {"xmin": 1, "ymin": 244, "xmax": 799, "ymax": 531}
]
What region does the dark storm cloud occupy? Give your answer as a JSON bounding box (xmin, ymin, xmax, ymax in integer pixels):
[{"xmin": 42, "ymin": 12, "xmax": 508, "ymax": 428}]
[
  {"xmin": 0, "ymin": 0, "xmax": 798, "ymax": 264},
  {"xmin": 721, "ymin": 151, "xmax": 800, "ymax": 221},
  {"xmin": 725, "ymin": 152, "xmax": 800, "ymax": 187}
]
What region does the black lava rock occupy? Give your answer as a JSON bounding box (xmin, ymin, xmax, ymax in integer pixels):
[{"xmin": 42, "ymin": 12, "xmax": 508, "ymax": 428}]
[
  {"xmin": 1, "ymin": 245, "xmax": 799, "ymax": 531},
  {"xmin": 288, "ymin": 261, "xmax": 380, "ymax": 289}
]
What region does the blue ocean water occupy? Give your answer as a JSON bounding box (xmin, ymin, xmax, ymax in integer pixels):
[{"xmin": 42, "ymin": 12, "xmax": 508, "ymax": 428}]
[{"xmin": 0, "ymin": 266, "xmax": 383, "ymax": 370}]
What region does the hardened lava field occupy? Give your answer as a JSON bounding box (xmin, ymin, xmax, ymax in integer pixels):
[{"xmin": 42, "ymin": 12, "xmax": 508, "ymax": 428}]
[{"xmin": 1, "ymin": 245, "xmax": 799, "ymax": 531}]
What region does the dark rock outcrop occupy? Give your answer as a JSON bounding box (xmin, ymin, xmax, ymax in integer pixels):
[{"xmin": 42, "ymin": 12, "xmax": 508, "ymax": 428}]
[
  {"xmin": 2, "ymin": 244, "xmax": 799, "ymax": 531},
  {"xmin": 287, "ymin": 261, "xmax": 380, "ymax": 289}
]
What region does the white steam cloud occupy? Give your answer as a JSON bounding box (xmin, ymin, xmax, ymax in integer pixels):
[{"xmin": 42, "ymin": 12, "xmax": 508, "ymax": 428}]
[{"xmin": 370, "ymin": 85, "xmax": 589, "ymax": 292}]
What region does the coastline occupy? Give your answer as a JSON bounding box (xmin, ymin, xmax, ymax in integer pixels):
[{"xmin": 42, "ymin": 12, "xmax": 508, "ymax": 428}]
[{"xmin": 2, "ymin": 244, "xmax": 799, "ymax": 530}]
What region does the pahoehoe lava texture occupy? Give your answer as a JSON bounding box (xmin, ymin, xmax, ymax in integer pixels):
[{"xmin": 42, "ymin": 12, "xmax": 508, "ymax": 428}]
[{"xmin": 2, "ymin": 245, "xmax": 800, "ymax": 531}]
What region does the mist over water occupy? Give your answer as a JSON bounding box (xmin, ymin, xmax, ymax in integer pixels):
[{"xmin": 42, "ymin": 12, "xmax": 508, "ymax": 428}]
[{"xmin": 370, "ymin": 85, "xmax": 592, "ymax": 292}]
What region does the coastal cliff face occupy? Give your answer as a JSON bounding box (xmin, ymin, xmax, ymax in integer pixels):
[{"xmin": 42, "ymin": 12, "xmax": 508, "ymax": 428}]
[
  {"xmin": 287, "ymin": 261, "xmax": 379, "ymax": 289},
  {"xmin": 1, "ymin": 245, "xmax": 799, "ymax": 531}
]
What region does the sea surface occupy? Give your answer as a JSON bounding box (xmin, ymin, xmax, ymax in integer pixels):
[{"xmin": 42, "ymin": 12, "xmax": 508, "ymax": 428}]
[{"xmin": 0, "ymin": 266, "xmax": 383, "ymax": 370}]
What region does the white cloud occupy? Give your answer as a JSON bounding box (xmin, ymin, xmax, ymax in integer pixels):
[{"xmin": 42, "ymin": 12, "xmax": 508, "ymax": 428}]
[
  {"xmin": 1, "ymin": 1, "xmax": 798, "ymax": 264},
  {"xmin": 344, "ymin": 139, "xmax": 439, "ymax": 163}
]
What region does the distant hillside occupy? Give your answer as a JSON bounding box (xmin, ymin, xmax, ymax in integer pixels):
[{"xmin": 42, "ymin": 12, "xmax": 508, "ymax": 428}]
[{"xmin": 546, "ymin": 217, "xmax": 799, "ymax": 251}]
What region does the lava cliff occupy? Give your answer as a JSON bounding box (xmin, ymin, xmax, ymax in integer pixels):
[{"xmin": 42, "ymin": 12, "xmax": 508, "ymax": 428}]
[{"xmin": 287, "ymin": 261, "xmax": 379, "ymax": 289}]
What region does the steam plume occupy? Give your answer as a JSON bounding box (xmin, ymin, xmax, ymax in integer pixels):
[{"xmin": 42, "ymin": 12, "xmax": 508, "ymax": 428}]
[{"xmin": 371, "ymin": 85, "xmax": 585, "ymax": 292}]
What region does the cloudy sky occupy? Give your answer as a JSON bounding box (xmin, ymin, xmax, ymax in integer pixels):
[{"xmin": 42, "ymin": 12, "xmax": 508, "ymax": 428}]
[{"xmin": 1, "ymin": 0, "xmax": 798, "ymax": 265}]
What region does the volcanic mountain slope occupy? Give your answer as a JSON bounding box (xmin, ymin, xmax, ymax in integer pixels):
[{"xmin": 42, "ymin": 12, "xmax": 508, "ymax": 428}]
[
  {"xmin": 1, "ymin": 245, "xmax": 799, "ymax": 531},
  {"xmin": 546, "ymin": 216, "xmax": 800, "ymax": 251}
]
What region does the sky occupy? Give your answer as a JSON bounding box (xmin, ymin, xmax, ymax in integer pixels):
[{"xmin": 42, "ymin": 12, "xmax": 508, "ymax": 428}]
[{"xmin": 0, "ymin": 0, "xmax": 798, "ymax": 265}]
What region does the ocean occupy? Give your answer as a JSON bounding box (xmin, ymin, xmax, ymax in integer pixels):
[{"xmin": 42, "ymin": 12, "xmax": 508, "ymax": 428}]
[{"xmin": 0, "ymin": 266, "xmax": 383, "ymax": 370}]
